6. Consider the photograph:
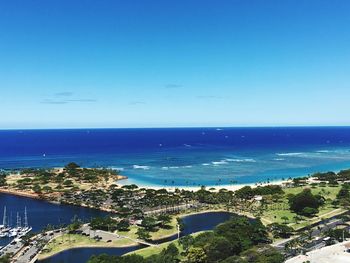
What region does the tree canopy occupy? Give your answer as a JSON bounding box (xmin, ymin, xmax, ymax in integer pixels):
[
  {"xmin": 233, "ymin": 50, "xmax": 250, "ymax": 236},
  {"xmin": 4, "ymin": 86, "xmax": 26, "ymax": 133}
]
[{"xmin": 288, "ymin": 189, "xmax": 324, "ymax": 216}]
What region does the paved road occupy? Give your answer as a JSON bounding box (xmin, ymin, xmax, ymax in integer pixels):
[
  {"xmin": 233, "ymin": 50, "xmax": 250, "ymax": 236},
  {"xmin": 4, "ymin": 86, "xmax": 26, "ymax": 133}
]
[
  {"xmin": 0, "ymin": 238, "xmax": 24, "ymax": 258},
  {"xmin": 274, "ymin": 218, "xmax": 350, "ymax": 251},
  {"xmin": 13, "ymin": 230, "xmax": 62, "ymax": 263},
  {"xmin": 144, "ymin": 203, "xmax": 200, "ymax": 215}
]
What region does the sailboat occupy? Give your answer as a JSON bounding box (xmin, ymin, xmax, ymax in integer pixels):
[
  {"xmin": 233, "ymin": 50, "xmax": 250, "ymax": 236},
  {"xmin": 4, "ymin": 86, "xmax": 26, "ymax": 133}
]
[
  {"xmin": 19, "ymin": 207, "xmax": 32, "ymax": 235},
  {"xmin": 2, "ymin": 207, "xmax": 32, "ymax": 238},
  {"xmin": 0, "ymin": 206, "xmax": 10, "ymax": 237},
  {"xmin": 8, "ymin": 212, "xmax": 21, "ymax": 237}
]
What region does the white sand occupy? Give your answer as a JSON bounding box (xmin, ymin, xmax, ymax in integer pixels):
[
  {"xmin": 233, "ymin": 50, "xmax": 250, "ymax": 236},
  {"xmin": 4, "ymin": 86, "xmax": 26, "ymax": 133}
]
[{"xmin": 124, "ymin": 179, "xmax": 290, "ymax": 192}]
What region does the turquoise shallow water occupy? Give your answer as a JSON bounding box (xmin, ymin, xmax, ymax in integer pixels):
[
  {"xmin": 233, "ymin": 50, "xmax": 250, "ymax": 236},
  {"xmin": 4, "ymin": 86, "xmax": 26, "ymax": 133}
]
[{"xmin": 1, "ymin": 127, "xmax": 350, "ymax": 186}]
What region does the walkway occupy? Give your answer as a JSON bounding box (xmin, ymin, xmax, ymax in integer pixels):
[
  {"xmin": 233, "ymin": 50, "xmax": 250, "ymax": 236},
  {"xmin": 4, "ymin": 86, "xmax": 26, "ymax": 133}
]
[{"xmin": 81, "ymin": 225, "xmax": 157, "ymax": 247}]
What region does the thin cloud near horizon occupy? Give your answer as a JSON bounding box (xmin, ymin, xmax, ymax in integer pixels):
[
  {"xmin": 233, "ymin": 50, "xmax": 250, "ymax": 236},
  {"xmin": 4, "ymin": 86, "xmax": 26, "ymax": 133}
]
[
  {"xmin": 164, "ymin": 84, "xmax": 183, "ymax": 89},
  {"xmin": 41, "ymin": 93, "xmax": 97, "ymax": 104}
]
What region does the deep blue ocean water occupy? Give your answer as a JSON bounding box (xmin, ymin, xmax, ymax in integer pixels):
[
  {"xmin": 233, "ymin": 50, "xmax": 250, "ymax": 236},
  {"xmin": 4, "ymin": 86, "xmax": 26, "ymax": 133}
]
[{"xmin": 1, "ymin": 127, "xmax": 350, "ymax": 186}]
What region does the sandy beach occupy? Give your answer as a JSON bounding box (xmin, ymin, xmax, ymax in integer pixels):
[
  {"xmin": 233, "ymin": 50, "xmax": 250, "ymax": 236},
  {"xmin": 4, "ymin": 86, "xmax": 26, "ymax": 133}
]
[{"xmin": 129, "ymin": 179, "xmax": 291, "ymax": 192}]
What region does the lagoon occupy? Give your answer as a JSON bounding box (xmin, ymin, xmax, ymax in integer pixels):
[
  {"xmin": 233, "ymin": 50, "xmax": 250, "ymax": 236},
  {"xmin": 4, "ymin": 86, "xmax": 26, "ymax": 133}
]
[{"xmin": 39, "ymin": 211, "xmax": 234, "ymax": 263}]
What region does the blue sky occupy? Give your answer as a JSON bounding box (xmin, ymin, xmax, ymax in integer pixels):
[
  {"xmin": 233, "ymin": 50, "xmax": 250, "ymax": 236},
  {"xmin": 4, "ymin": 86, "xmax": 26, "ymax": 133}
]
[{"xmin": 0, "ymin": 0, "xmax": 350, "ymax": 128}]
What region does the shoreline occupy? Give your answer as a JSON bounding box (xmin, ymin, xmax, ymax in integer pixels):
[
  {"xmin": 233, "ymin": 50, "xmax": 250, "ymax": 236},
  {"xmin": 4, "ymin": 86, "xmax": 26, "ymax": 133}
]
[
  {"xmin": 0, "ymin": 188, "xmax": 42, "ymax": 199},
  {"xmin": 37, "ymin": 240, "xmax": 140, "ymax": 261},
  {"xmin": 133, "ymin": 178, "xmax": 290, "ymax": 192},
  {"xmin": 0, "ymin": 177, "xmax": 290, "ymax": 204}
]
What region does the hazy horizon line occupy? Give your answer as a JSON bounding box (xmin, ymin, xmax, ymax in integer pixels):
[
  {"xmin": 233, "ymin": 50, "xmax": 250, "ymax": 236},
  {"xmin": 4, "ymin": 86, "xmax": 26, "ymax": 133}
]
[{"xmin": 1, "ymin": 125, "xmax": 350, "ymax": 131}]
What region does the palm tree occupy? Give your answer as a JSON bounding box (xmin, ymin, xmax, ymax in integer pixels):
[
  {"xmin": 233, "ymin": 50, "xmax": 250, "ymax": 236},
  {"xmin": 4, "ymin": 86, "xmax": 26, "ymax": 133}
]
[{"xmin": 281, "ymin": 216, "xmax": 289, "ymax": 224}]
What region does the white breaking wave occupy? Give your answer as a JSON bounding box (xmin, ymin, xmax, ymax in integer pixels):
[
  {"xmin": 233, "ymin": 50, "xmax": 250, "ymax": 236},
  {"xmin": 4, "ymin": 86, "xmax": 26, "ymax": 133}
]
[
  {"xmin": 212, "ymin": 160, "xmax": 228, "ymax": 165},
  {"xmin": 276, "ymin": 152, "xmax": 303, "ymax": 156},
  {"xmin": 316, "ymin": 150, "xmax": 331, "ymax": 153},
  {"xmin": 225, "ymin": 158, "xmax": 256, "ymax": 163},
  {"xmin": 202, "ymin": 163, "xmax": 210, "ymax": 166},
  {"xmin": 162, "ymin": 165, "xmax": 193, "ymax": 170},
  {"xmin": 273, "ymin": 158, "xmax": 285, "ymax": 161},
  {"xmin": 133, "ymin": 165, "xmax": 150, "ymax": 170}
]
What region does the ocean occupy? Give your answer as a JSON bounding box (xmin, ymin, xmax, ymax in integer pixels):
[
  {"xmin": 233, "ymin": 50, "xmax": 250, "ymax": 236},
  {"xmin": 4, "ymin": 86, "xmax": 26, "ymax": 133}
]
[{"xmin": 1, "ymin": 127, "xmax": 350, "ymax": 187}]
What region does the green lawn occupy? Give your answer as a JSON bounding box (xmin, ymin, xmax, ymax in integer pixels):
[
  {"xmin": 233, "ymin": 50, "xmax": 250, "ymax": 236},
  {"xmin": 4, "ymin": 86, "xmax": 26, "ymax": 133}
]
[
  {"xmin": 126, "ymin": 232, "xmax": 203, "ymax": 258},
  {"xmin": 118, "ymin": 215, "xmax": 179, "ymax": 241},
  {"xmin": 132, "ymin": 240, "xmax": 183, "ymax": 258},
  {"xmin": 151, "ymin": 216, "xmax": 178, "ymax": 240},
  {"xmin": 261, "ymin": 184, "xmax": 344, "ymax": 229},
  {"xmin": 117, "ymin": 225, "xmax": 139, "ymax": 239}
]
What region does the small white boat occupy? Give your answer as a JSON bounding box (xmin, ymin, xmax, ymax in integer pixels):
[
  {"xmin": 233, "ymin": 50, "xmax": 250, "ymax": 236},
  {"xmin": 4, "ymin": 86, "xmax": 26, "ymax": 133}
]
[{"xmin": 8, "ymin": 230, "xmax": 18, "ymax": 237}]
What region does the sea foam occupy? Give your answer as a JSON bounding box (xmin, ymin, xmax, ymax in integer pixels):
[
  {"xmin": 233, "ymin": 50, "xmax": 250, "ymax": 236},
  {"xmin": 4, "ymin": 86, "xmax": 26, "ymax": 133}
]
[
  {"xmin": 133, "ymin": 165, "xmax": 150, "ymax": 170},
  {"xmin": 212, "ymin": 160, "xmax": 229, "ymax": 165},
  {"xmin": 225, "ymin": 158, "xmax": 256, "ymax": 163},
  {"xmin": 276, "ymin": 152, "xmax": 303, "ymax": 156}
]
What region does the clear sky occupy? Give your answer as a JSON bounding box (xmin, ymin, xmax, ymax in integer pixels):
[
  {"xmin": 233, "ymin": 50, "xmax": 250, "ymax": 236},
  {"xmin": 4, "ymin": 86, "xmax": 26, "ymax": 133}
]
[{"xmin": 0, "ymin": 0, "xmax": 350, "ymax": 129}]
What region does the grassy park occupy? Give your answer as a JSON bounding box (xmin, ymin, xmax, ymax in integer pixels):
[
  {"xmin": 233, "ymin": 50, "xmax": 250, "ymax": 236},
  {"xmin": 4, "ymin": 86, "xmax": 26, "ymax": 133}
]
[{"xmin": 260, "ymin": 184, "xmax": 345, "ymax": 230}]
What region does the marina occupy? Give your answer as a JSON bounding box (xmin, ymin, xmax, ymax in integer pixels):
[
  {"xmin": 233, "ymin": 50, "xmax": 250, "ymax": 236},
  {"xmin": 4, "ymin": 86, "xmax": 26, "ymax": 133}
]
[
  {"xmin": 0, "ymin": 192, "xmax": 109, "ymax": 250},
  {"xmin": 0, "ymin": 207, "xmax": 32, "ymax": 239}
]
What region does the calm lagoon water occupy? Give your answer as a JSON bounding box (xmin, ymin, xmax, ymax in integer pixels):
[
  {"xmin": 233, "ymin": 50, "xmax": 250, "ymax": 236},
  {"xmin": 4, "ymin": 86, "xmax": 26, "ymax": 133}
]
[
  {"xmin": 39, "ymin": 211, "xmax": 234, "ymax": 263},
  {"xmin": 39, "ymin": 246, "xmax": 144, "ymax": 263}
]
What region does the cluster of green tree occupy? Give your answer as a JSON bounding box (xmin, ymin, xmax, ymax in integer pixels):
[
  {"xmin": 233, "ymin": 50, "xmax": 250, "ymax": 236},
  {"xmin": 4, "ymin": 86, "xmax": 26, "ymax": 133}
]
[
  {"xmin": 338, "ymin": 169, "xmax": 350, "ymax": 181},
  {"xmin": 116, "ymin": 219, "xmax": 130, "ymax": 231},
  {"xmin": 63, "ymin": 162, "xmax": 119, "ymax": 183},
  {"xmin": 0, "ymin": 172, "xmax": 7, "ymax": 186},
  {"xmin": 194, "ymin": 187, "xmax": 234, "ymax": 204},
  {"xmin": 135, "ymin": 215, "xmax": 173, "ymax": 240},
  {"xmin": 17, "ymin": 168, "xmax": 57, "ymax": 192},
  {"xmin": 110, "ymin": 186, "xmax": 235, "ymax": 217},
  {"xmin": 0, "ymin": 253, "xmax": 11, "ymax": 263},
  {"xmin": 291, "ymin": 177, "xmax": 308, "ymax": 187},
  {"xmin": 89, "ymin": 214, "xmax": 172, "ymax": 238},
  {"xmin": 326, "ymin": 228, "xmax": 350, "ymax": 242},
  {"xmin": 313, "ymin": 171, "xmax": 339, "ymax": 185},
  {"xmin": 313, "ymin": 169, "xmax": 350, "ymax": 183},
  {"xmin": 234, "ymin": 185, "xmax": 283, "ymax": 200},
  {"xmin": 222, "ymin": 245, "xmax": 284, "ymax": 263},
  {"xmin": 90, "ymin": 216, "xmax": 117, "ymax": 232},
  {"xmin": 67, "ymin": 215, "xmax": 83, "ymax": 233},
  {"xmin": 288, "ymin": 189, "xmax": 325, "ymax": 217},
  {"xmin": 267, "ymin": 223, "xmax": 294, "ymax": 238},
  {"xmin": 334, "ymin": 183, "xmax": 350, "ymax": 207},
  {"xmin": 140, "ymin": 214, "xmax": 172, "ymax": 230},
  {"xmin": 16, "ymin": 162, "xmax": 120, "ymax": 193},
  {"xmin": 88, "ymin": 244, "xmax": 179, "ymax": 263},
  {"xmin": 88, "ymin": 215, "xmax": 283, "ymax": 263}
]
